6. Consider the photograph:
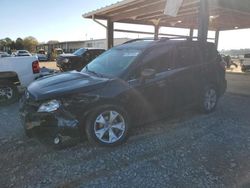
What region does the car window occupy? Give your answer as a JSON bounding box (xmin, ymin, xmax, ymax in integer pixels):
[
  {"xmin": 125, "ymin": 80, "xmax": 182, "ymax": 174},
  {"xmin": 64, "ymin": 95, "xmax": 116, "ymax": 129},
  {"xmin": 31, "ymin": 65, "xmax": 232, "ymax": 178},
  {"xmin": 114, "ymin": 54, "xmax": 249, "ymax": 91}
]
[
  {"xmin": 174, "ymin": 46, "xmax": 198, "ymax": 67},
  {"xmin": 73, "ymin": 48, "xmax": 86, "ymax": 56},
  {"xmin": 82, "ymin": 48, "xmax": 141, "ymax": 77},
  {"xmin": 90, "ymin": 50, "xmax": 101, "ymax": 60},
  {"xmin": 141, "ymin": 46, "xmax": 174, "ymax": 73},
  {"xmin": 19, "ymin": 51, "xmax": 27, "ymax": 54},
  {"xmin": 202, "ymin": 44, "xmax": 217, "ymax": 62}
]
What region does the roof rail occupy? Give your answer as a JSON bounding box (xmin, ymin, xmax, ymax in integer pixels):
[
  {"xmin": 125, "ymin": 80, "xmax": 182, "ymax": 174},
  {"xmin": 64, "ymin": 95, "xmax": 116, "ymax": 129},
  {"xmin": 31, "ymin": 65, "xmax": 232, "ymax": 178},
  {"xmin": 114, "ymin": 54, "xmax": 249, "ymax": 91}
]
[
  {"xmin": 123, "ymin": 38, "xmax": 155, "ymax": 44},
  {"xmin": 123, "ymin": 36, "xmax": 201, "ymax": 45},
  {"xmin": 158, "ymin": 36, "xmax": 197, "ymax": 42}
]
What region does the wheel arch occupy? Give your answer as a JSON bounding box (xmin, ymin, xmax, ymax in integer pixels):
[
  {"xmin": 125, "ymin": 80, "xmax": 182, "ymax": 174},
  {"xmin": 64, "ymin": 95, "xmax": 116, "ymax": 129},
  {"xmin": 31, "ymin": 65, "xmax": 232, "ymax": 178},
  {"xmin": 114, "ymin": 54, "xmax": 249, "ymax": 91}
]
[
  {"xmin": 0, "ymin": 71, "xmax": 20, "ymax": 85},
  {"xmin": 82, "ymin": 98, "xmax": 129, "ymax": 120}
]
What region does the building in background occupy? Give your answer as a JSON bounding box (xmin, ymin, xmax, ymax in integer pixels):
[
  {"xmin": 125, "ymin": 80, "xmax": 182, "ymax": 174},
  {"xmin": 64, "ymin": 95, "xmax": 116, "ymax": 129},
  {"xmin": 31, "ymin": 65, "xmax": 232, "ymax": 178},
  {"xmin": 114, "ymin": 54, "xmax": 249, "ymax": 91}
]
[{"xmin": 36, "ymin": 38, "xmax": 130, "ymax": 53}]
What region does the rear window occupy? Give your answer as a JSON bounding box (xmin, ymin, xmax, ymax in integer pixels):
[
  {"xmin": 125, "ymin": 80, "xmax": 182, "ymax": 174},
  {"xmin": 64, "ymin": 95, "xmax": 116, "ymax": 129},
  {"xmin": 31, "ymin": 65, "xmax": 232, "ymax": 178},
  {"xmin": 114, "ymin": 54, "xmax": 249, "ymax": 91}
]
[
  {"xmin": 73, "ymin": 48, "xmax": 86, "ymax": 56},
  {"xmin": 175, "ymin": 46, "xmax": 200, "ymax": 67},
  {"xmin": 19, "ymin": 51, "xmax": 27, "ymax": 54},
  {"xmin": 203, "ymin": 44, "xmax": 217, "ymax": 62},
  {"xmin": 244, "ymin": 54, "xmax": 250, "ymax": 58}
]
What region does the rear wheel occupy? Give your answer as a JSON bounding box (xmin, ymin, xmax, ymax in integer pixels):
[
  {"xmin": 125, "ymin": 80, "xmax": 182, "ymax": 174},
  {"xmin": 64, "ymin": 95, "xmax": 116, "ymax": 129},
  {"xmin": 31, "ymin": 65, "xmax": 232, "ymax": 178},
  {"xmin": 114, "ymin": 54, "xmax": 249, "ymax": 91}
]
[
  {"xmin": 200, "ymin": 85, "xmax": 218, "ymax": 113},
  {"xmin": 241, "ymin": 66, "xmax": 247, "ymax": 72},
  {"xmin": 0, "ymin": 80, "xmax": 19, "ymax": 105},
  {"xmin": 85, "ymin": 105, "xmax": 129, "ymax": 147}
]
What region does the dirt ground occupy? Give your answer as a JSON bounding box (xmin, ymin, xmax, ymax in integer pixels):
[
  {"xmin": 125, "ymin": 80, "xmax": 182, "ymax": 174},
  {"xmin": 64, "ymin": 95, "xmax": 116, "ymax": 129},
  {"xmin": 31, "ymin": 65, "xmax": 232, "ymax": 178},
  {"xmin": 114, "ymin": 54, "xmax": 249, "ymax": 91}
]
[
  {"xmin": 0, "ymin": 69, "xmax": 250, "ymax": 187},
  {"xmin": 39, "ymin": 61, "xmax": 59, "ymax": 71}
]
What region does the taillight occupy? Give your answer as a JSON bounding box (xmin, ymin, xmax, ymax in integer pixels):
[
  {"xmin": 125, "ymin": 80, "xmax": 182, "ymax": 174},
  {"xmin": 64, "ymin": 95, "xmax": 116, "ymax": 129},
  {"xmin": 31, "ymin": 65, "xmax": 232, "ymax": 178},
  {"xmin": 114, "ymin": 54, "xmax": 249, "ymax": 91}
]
[{"xmin": 32, "ymin": 60, "xmax": 40, "ymax": 74}]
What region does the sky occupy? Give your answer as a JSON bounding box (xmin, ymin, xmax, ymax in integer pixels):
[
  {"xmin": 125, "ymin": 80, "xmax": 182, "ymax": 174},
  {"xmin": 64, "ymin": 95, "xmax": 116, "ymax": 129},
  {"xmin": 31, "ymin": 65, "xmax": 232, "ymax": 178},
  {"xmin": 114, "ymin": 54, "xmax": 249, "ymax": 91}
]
[{"xmin": 0, "ymin": 0, "xmax": 249, "ymax": 50}]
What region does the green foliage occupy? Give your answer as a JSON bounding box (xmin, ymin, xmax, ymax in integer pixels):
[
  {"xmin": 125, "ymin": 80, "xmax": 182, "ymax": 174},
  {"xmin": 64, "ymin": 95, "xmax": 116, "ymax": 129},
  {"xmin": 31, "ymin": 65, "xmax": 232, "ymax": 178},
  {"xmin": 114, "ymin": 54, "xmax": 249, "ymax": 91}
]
[
  {"xmin": 15, "ymin": 38, "xmax": 24, "ymax": 50},
  {"xmin": 23, "ymin": 36, "xmax": 38, "ymax": 53},
  {"xmin": 0, "ymin": 36, "xmax": 38, "ymax": 53},
  {"xmin": 47, "ymin": 40, "xmax": 59, "ymax": 44}
]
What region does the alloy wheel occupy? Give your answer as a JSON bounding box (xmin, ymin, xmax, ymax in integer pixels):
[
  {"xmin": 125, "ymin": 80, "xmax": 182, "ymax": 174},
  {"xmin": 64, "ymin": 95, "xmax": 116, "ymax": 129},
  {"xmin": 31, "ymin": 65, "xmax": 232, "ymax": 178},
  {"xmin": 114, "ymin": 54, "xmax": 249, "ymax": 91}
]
[
  {"xmin": 0, "ymin": 86, "xmax": 13, "ymax": 101},
  {"xmin": 94, "ymin": 110, "xmax": 126, "ymax": 144},
  {"xmin": 204, "ymin": 88, "xmax": 217, "ymax": 111}
]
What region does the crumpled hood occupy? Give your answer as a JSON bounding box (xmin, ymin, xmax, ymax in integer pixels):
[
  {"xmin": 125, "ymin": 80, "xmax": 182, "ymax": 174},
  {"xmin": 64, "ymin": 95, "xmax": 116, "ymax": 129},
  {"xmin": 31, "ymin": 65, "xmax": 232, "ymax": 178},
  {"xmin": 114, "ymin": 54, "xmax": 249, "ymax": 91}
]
[{"xmin": 28, "ymin": 71, "xmax": 109, "ymax": 100}]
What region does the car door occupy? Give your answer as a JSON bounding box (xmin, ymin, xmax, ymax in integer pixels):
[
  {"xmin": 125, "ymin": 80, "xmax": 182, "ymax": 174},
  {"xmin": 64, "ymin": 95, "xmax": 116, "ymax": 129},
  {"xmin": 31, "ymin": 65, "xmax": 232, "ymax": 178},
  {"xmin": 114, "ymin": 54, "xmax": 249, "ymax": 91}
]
[
  {"xmin": 171, "ymin": 44, "xmax": 201, "ymax": 109},
  {"xmin": 126, "ymin": 46, "xmax": 175, "ymax": 122}
]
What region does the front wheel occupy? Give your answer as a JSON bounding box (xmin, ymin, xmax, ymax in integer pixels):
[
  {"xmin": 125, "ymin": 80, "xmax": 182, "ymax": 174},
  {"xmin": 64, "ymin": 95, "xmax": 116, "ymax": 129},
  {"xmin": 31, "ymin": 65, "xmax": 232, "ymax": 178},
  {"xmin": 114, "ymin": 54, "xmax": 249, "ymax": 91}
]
[
  {"xmin": 85, "ymin": 105, "xmax": 130, "ymax": 147},
  {"xmin": 0, "ymin": 80, "xmax": 19, "ymax": 105},
  {"xmin": 200, "ymin": 85, "xmax": 218, "ymax": 113}
]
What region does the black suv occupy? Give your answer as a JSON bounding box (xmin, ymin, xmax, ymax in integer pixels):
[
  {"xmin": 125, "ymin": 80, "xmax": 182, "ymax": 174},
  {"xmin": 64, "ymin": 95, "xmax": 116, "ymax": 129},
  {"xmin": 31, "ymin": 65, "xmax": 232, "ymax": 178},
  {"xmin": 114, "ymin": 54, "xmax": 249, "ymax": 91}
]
[
  {"xmin": 20, "ymin": 39, "xmax": 227, "ymax": 147},
  {"xmin": 56, "ymin": 48, "xmax": 105, "ymax": 72}
]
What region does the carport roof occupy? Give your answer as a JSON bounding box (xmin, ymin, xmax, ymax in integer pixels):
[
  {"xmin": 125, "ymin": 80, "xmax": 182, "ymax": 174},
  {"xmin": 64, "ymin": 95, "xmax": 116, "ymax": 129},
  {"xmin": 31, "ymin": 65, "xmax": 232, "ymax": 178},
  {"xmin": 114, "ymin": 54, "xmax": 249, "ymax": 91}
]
[{"xmin": 83, "ymin": 0, "xmax": 250, "ymax": 31}]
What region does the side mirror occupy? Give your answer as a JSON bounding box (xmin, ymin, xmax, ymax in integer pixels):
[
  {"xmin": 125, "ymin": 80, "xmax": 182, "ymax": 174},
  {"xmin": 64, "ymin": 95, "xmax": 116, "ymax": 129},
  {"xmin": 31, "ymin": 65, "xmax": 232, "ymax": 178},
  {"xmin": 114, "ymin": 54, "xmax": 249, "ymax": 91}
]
[{"xmin": 141, "ymin": 68, "xmax": 156, "ymax": 80}]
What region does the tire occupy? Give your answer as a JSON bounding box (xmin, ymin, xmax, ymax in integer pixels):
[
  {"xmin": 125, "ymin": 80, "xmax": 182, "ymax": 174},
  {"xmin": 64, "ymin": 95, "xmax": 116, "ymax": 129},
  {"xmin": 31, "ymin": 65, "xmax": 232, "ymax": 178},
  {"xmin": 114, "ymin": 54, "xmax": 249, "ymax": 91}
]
[
  {"xmin": 85, "ymin": 105, "xmax": 130, "ymax": 147},
  {"xmin": 0, "ymin": 80, "xmax": 19, "ymax": 105},
  {"xmin": 241, "ymin": 66, "xmax": 246, "ymax": 72},
  {"xmin": 200, "ymin": 85, "xmax": 218, "ymax": 114}
]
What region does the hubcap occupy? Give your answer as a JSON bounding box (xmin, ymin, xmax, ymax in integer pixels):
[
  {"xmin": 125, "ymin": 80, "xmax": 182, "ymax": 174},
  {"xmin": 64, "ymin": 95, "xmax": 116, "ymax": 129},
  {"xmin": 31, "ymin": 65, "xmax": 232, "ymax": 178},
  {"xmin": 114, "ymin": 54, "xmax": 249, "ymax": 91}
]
[
  {"xmin": 94, "ymin": 111, "xmax": 126, "ymax": 144},
  {"xmin": 204, "ymin": 88, "xmax": 217, "ymax": 111},
  {"xmin": 0, "ymin": 86, "xmax": 13, "ymax": 101}
]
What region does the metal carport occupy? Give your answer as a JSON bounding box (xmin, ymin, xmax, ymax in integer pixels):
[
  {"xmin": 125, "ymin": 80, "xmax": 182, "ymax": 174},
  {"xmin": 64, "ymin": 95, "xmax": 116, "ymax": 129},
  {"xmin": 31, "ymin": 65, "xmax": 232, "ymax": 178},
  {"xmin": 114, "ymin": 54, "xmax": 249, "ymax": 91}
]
[{"xmin": 83, "ymin": 0, "xmax": 250, "ymax": 49}]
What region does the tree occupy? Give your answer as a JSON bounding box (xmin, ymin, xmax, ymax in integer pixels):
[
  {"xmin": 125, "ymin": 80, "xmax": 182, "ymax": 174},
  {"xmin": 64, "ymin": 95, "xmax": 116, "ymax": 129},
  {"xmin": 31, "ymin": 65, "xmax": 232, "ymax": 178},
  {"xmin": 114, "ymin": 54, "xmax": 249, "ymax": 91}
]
[
  {"xmin": 23, "ymin": 36, "xmax": 38, "ymax": 53},
  {"xmin": 15, "ymin": 38, "xmax": 24, "ymax": 50},
  {"xmin": 47, "ymin": 40, "xmax": 59, "ymax": 44},
  {"xmin": 4, "ymin": 37, "xmax": 12, "ymax": 48},
  {"xmin": 0, "ymin": 38, "xmax": 12, "ymax": 52},
  {"xmin": 0, "ymin": 39, "xmax": 7, "ymax": 51}
]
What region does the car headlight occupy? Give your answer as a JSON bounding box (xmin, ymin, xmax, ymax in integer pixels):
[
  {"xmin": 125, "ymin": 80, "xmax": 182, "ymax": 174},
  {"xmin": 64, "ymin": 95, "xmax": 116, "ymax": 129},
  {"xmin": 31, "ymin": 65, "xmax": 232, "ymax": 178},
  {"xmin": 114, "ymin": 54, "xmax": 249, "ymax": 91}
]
[
  {"xmin": 38, "ymin": 100, "xmax": 61, "ymax": 113},
  {"xmin": 62, "ymin": 58, "xmax": 69, "ymax": 63}
]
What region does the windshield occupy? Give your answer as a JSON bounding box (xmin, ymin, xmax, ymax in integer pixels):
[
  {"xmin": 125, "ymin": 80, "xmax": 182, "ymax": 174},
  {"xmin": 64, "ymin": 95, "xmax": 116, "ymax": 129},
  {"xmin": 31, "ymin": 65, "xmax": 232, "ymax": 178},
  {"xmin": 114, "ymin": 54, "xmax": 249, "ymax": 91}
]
[
  {"xmin": 38, "ymin": 50, "xmax": 45, "ymax": 54},
  {"xmin": 82, "ymin": 48, "xmax": 141, "ymax": 77},
  {"xmin": 73, "ymin": 48, "xmax": 86, "ymax": 56}
]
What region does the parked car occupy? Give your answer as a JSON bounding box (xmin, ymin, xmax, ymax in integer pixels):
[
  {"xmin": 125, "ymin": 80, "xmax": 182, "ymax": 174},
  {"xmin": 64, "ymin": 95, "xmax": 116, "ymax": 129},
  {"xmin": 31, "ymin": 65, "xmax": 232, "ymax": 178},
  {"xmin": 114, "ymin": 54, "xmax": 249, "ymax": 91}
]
[
  {"xmin": 20, "ymin": 39, "xmax": 227, "ymax": 147},
  {"xmin": 48, "ymin": 48, "xmax": 64, "ymax": 61},
  {"xmin": 37, "ymin": 49, "xmax": 48, "ymax": 61},
  {"xmin": 55, "ymin": 48, "xmax": 63, "ymax": 55},
  {"xmin": 56, "ymin": 48, "xmax": 105, "ymax": 72},
  {"xmin": 0, "ymin": 56, "xmax": 40, "ymax": 104},
  {"xmin": 241, "ymin": 53, "xmax": 250, "ymax": 72},
  {"xmin": 221, "ymin": 54, "xmax": 237, "ymax": 68},
  {"xmin": 0, "ymin": 52, "xmax": 10, "ymax": 58},
  {"xmin": 14, "ymin": 50, "xmax": 32, "ymax": 57}
]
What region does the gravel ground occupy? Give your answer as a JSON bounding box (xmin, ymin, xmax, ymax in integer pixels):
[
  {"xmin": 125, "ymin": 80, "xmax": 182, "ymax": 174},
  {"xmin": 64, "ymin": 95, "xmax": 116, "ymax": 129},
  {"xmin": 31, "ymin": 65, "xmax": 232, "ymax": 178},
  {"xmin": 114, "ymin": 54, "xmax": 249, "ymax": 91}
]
[{"xmin": 1, "ymin": 74, "xmax": 250, "ymax": 188}]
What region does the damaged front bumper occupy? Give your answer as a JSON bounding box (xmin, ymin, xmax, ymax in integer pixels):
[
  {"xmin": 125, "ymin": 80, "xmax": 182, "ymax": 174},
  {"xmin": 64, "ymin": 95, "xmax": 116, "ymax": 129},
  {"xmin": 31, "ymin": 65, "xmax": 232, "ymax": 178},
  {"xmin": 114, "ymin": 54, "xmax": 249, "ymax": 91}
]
[{"xmin": 19, "ymin": 99, "xmax": 80, "ymax": 140}]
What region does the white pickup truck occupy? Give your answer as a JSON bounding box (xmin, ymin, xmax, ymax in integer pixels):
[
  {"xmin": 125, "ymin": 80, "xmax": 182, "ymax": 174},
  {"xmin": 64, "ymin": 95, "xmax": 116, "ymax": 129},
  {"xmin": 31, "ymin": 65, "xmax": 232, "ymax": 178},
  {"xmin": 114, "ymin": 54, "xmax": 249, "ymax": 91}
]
[
  {"xmin": 241, "ymin": 54, "xmax": 250, "ymax": 72},
  {"xmin": 0, "ymin": 56, "xmax": 40, "ymax": 104}
]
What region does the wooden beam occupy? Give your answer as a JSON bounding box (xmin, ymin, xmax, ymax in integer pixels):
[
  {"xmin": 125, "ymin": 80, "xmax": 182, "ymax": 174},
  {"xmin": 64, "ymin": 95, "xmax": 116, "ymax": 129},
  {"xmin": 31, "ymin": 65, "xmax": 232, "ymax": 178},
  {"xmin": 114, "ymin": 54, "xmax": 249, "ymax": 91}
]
[
  {"xmin": 198, "ymin": 0, "xmax": 209, "ymax": 42},
  {"xmin": 111, "ymin": 1, "xmax": 166, "ymax": 22},
  {"xmin": 189, "ymin": 28, "xmax": 194, "ymax": 40},
  {"xmin": 106, "ymin": 20, "xmax": 114, "ymax": 49},
  {"xmin": 154, "ymin": 25, "xmax": 160, "ymax": 40},
  {"xmin": 114, "ymin": 29, "xmax": 154, "ymax": 35},
  {"xmin": 215, "ymin": 30, "xmax": 220, "ymax": 49}
]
